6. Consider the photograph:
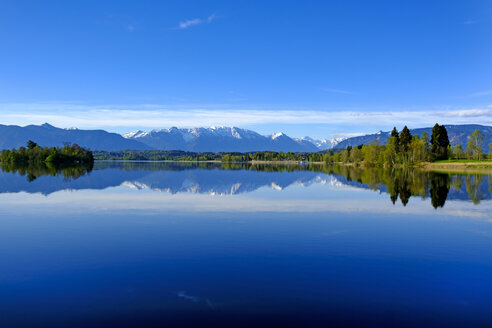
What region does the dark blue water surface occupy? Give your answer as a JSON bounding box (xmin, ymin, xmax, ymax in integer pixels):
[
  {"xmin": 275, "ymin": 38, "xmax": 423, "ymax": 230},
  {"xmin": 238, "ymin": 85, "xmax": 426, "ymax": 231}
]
[{"xmin": 0, "ymin": 162, "xmax": 491, "ymax": 327}]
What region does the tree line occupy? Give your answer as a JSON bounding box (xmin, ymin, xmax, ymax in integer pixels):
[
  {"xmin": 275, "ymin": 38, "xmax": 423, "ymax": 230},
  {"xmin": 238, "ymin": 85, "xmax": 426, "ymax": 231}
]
[
  {"xmin": 0, "ymin": 141, "xmax": 94, "ymax": 166},
  {"xmin": 325, "ymin": 124, "xmax": 491, "ymax": 166}
]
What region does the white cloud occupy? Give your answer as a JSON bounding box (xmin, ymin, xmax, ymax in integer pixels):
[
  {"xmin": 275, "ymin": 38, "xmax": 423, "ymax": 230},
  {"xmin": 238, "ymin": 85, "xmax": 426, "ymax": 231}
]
[
  {"xmin": 2, "ymin": 187, "xmax": 492, "ymax": 220},
  {"xmin": 443, "ymin": 109, "xmax": 492, "ymax": 118},
  {"xmin": 320, "ymin": 87, "xmax": 352, "ymax": 94},
  {"xmin": 177, "ymin": 13, "xmax": 216, "ymax": 29},
  {"xmin": 207, "ymin": 13, "xmax": 216, "ymax": 23},
  {"xmin": 470, "ymin": 89, "xmax": 492, "ymax": 97},
  {"xmin": 178, "ymin": 18, "xmax": 202, "ymax": 29},
  {"xmin": 1, "ymin": 103, "xmax": 492, "ymax": 136}
]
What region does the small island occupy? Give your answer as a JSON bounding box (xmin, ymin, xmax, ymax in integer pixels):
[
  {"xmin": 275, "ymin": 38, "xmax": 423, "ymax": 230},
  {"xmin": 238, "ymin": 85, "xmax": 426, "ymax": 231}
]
[
  {"xmin": 0, "ymin": 141, "xmax": 94, "ymax": 182},
  {"xmin": 0, "ymin": 140, "xmax": 94, "ymax": 166}
]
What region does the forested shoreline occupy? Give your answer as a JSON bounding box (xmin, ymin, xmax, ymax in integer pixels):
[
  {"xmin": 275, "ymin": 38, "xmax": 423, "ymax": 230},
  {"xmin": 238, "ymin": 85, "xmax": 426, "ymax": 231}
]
[{"xmin": 0, "ymin": 141, "xmax": 94, "ymax": 166}]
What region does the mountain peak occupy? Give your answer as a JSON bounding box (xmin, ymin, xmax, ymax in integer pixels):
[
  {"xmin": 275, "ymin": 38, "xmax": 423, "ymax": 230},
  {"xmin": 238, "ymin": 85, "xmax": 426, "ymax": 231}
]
[
  {"xmin": 271, "ymin": 132, "xmax": 285, "ymax": 139},
  {"xmin": 123, "ymin": 130, "xmax": 146, "ymax": 139},
  {"xmin": 41, "ymin": 123, "xmax": 56, "ymax": 129}
]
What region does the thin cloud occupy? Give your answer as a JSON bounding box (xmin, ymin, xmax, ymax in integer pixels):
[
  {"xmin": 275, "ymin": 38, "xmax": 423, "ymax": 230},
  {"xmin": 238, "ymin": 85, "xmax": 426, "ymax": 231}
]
[
  {"xmin": 320, "ymin": 88, "xmax": 352, "ymax": 94},
  {"xmin": 443, "ymin": 109, "xmax": 492, "ymax": 118},
  {"xmin": 177, "ymin": 13, "xmax": 216, "ymax": 29},
  {"xmin": 2, "ymin": 103, "xmax": 492, "ymax": 134},
  {"xmin": 207, "ymin": 13, "xmax": 216, "ymax": 23},
  {"xmin": 178, "ymin": 18, "xmax": 202, "ymax": 29},
  {"xmin": 463, "ymin": 19, "xmax": 479, "ymax": 25},
  {"xmin": 470, "ymin": 89, "xmax": 492, "ymax": 97}
]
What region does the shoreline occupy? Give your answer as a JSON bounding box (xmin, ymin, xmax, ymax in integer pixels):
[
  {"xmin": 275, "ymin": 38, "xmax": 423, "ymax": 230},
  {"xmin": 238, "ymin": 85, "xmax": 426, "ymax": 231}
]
[{"xmin": 421, "ymin": 161, "xmax": 492, "ymax": 173}]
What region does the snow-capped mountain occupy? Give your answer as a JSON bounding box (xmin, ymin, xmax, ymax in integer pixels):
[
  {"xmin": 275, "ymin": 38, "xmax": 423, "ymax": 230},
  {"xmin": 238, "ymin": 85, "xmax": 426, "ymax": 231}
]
[
  {"xmin": 295, "ymin": 136, "xmax": 345, "ymax": 150},
  {"xmin": 123, "ymin": 126, "xmax": 320, "ymax": 152}
]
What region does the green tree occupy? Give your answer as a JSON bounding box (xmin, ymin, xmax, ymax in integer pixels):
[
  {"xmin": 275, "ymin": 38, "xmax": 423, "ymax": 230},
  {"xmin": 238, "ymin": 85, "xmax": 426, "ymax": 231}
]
[
  {"xmin": 390, "ymin": 127, "xmax": 400, "ymax": 153},
  {"xmin": 452, "ymin": 144, "xmax": 464, "ymax": 159},
  {"xmin": 27, "ymin": 140, "xmax": 38, "ymax": 150},
  {"xmin": 408, "ymin": 136, "xmax": 426, "ymax": 163},
  {"xmin": 349, "ymin": 147, "xmax": 362, "ymax": 164},
  {"xmin": 399, "ymin": 126, "xmax": 412, "ymax": 153},
  {"xmin": 341, "ymin": 149, "xmax": 350, "ymax": 163},
  {"xmin": 466, "ymin": 129, "xmax": 485, "ymax": 160},
  {"xmin": 383, "ymin": 136, "xmax": 398, "ymax": 166},
  {"xmin": 430, "ymin": 123, "xmax": 449, "ymax": 160}
]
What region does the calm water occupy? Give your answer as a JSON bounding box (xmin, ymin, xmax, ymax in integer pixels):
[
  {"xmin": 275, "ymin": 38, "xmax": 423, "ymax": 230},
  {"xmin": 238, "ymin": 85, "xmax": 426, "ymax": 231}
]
[{"xmin": 1, "ymin": 162, "xmax": 492, "ymax": 327}]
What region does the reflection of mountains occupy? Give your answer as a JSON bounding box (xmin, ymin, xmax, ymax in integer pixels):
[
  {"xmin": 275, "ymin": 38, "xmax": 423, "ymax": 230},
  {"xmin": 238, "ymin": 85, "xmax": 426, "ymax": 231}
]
[
  {"xmin": 122, "ymin": 171, "xmax": 327, "ymax": 195},
  {"xmin": 0, "ymin": 162, "xmax": 490, "ymax": 207},
  {"xmin": 0, "ymin": 162, "xmax": 329, "ymax": 195}
]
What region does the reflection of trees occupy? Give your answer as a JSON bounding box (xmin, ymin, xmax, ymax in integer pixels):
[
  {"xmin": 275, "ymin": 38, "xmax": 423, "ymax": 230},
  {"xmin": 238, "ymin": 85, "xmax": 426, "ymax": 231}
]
[
  {"xmin": 465, "ymin": 175, "xmax": 483, "ymax": 205},
  {"xmin": 452, "ymin": 175, "xmax": 463, "ymax": 191},
  {"xmin": 0, "ymin": 161, "xmax": 93, "ymax": 182},
  {"xmin": 324, "ymin": 165, "xmax": 489, "ymax": 208},
  {"xmin": 430, "ymin": 173, "xmax": 450, "ymax": 209},
  {"xmin": 328, "ymin": 165, "xmax": 431, "ymax": 207}
]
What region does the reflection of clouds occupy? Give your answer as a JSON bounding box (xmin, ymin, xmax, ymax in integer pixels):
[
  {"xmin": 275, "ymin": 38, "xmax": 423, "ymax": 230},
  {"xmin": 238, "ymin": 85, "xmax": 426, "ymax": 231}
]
[
  {"xmin": 438, "ymin": 202, "xmax": 492, "ymax": 219},
  {"xmin": 468, "ymin": 229, "xmax": 492, "ymax": 238},
  {"xmin": 321, "ymin": 230, "xmax": 350, "ymax": 236},
  {"xmin": 177, "ymin": 291, "xmax": 199, "ymax": 302},
  {"xmin": 206, "ymin": 299, "xmax": 218, "ymax": 310},
  {"xmin": 177, "ymin": 291, "xmax": 218, "ymax": 310},
  {"xmin": 1, "ymin": 189, "xmax": 492, "ymax": 222}
]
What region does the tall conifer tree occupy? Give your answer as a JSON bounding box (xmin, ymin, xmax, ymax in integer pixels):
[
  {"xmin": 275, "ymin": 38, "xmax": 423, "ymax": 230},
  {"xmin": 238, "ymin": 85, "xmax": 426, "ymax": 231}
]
[
  {"xmin": 431, "ymin": 123, "xmax": 450, "ymax": 160},
  {"xmin": 390, "ymin": 127, "xmax": 400, "ymax": 153},
  {"xmin": 399, "ymin": 126, "xmax": 412, "ymax": 153}
]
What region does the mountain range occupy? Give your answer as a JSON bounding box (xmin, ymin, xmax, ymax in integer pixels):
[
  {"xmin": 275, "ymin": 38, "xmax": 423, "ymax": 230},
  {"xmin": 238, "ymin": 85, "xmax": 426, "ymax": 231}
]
[
  {"xmin": 0, "ymin": 123, "xmax": 340, "ymax": 152},
  {"xmin": 122, "ymin": 126, "xmax": 321, "ymax": 152},
  {"xmin": 0, "ymin": 123, "xmax": 490, "ymax": 152}
]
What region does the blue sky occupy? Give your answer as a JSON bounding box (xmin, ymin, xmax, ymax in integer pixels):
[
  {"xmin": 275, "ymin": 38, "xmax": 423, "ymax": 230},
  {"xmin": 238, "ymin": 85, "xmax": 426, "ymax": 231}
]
[{"xmin": 1, "ymin": 0, "xmax": 491, "ymax": 139}]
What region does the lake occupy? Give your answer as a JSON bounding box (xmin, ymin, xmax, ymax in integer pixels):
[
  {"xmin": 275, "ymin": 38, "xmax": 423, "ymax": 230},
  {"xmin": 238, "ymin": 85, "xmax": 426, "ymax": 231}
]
[{"xmin": 1, "ymin": 162, "xmax": 491, "ymax": 327}]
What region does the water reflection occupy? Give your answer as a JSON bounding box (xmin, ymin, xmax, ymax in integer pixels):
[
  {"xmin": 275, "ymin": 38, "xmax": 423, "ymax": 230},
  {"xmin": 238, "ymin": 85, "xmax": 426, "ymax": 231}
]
[
  {"xmin": 0, "ymin": 161, "xmax": 490, "ymax": 208},
  {"xmin": 1, "ymin": 162, "xmax": 492, "ymax": 327},
  {"xmin": 0, "ymin": 161, "xmax": 94, "ymax": 182}
]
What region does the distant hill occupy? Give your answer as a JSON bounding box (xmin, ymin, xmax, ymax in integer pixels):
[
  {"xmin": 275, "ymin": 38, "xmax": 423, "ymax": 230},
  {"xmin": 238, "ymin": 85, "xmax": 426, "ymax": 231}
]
[
  {"xmin": 0, "ymin": 123, "xmax": 149, "ymax": 151},
  {"xmin": 335, "ymin": 124, "xmax": 492, "ymax": 152}
]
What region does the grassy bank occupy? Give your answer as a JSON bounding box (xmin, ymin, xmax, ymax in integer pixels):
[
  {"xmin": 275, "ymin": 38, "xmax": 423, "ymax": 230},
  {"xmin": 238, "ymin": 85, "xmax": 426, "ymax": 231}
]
[{"xmin": 421, "ymin": 160, "xmax": 492, "ymax": 174}]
